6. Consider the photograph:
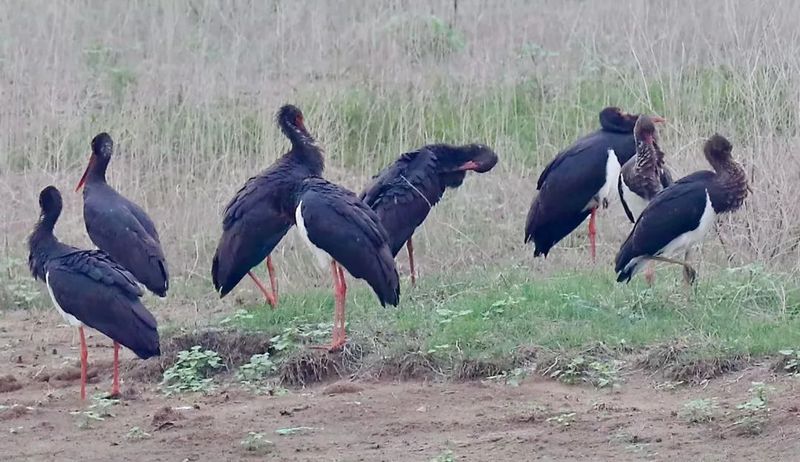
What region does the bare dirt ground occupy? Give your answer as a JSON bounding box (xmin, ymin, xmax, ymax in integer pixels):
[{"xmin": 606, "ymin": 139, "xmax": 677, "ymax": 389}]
[{"xmin": 2, "ymin": 310, "xmax": 800, "ymax": 462}]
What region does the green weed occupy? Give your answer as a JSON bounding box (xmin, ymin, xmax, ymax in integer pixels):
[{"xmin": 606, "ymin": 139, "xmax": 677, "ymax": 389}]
[{"xmin": 160, "ymin": 346, "xmax": 222, "ymax": 395}]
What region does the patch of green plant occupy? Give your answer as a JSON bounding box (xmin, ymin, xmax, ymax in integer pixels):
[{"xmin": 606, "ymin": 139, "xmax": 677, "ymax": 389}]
[
  {"xmin": 777, "ymin": 349, "xmax": 800, "ymax": 374},
  {"xmin": 71, "ymin": 395, "xmax": 119, "ymax": 429},
  {"xmin": 160, "ymin": 346, "xmax": 222, "ymax": 395},
  {"xmin": 732, "ymin": 382, "xmax": 772, "ymax": 435},
  {"xmin": 679, "ymin": 398, "xmax": 718, "ymax": 424},
  {"xmin": 0, "ymin": 257, "xmax": 41, "ymax": 309},
  {"xmin": 125, "ymin": 426, "xmax": 151, "ymax": 441},
  {"xmin": 431, "ymin": 449, "xmax": 456, "ymax": 462},
  {"xmin": 240, "ymin": 432, "xmax": 274, "ymax": 454},
  {"xmin": 236, "ymin": 352, "xmax": 277, "ymax": 384},
  {"xmin": 547, "ymin": 356, "xmax": 621, "ymax": 389}
]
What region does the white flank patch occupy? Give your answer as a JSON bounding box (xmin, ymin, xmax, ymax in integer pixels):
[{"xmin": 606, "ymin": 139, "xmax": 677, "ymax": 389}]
[
  {"xmin": 294, "ymin": 200, "xmax": 332, "ymax": 271},
  {"xmin": 659, "ymin": 190, "xmax": 716, "ymax": 257},
  {"xmin": 583, "ymin": 149, "xmax": 621, "ymax": 211},
  {"xmin": 620, "ymin": 176, "xmax": 650, "ymax": 221},
  {"xmin": 45, "ymin": 271, "xmax": 82, "ymax": 327}
]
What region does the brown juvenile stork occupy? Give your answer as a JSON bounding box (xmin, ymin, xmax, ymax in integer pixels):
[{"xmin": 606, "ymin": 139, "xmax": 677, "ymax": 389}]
[
  {"xmin": 29, "ymin": 186, "xmax": 159, "ymax": 400},
  {"xmin": 212, "ymin": 105, "xmax": 323, "ymax": 307},
  {"xmin": 360, "ymin": 144, "xmax": 498, "ymax": 285},
  {"xmin": 524, "ymin": 107, "xmax": 665, "ymax": 260},
  {"xmin": 615, "ymin": 134, "xmax": 748, "ymax": 284},
  {"xmin": 617, "ymin": 115, "xmax": 674, "ymax": 283}
]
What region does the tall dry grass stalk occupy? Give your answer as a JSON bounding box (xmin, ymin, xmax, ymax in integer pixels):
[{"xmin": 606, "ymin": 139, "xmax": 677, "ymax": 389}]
[{"xmin": 1, "ymin": 0, "xmax": 798, "ymax": 318}]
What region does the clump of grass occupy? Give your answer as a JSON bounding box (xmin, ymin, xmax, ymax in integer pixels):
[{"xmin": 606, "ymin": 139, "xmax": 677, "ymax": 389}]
[
  {"xmin": 240, "ymin": 432, "xmax": 274, "ymax": 455},
  {"xmin": 545, "ymin": 355, "xmax": 622, "ymax": 389},
  {"xmin": 71, "ymin": 395, "xmax": 119, "ymax": 430},
  {"xmin": 731, "ymin": 382, "xmax": 772, "ymax": 436},
  {"xmin": 160, "ymin": 346, "xmax": 222, "ymax": 395},
  {"xmin": 679, "ymin": 398, "xmax": 718, "ymax": 424}
]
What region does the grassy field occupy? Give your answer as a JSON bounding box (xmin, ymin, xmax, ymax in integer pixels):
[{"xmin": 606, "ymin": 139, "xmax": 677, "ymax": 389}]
[{"xmin": 1, "ymin": 0, "xmax": 800, "ymax": 377}]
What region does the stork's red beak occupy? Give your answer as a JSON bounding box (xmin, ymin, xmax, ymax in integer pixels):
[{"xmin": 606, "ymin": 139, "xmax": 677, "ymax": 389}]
[
  {"xmin": 651, "ymin": 116, "xmax": 666, "ymax": 124},
  {"xmin": 75, "ymin": 155, "xmax": 95, "ymax": 192},
  {"xmin": 455, "ymin": 160, "xmax": 480, "ymax": 171}
]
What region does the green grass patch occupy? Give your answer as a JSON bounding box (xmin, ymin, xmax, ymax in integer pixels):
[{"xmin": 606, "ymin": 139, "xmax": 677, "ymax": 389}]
[{"xmin": 226, "ymin": 265, "xmax": 800, "ymax": 381}]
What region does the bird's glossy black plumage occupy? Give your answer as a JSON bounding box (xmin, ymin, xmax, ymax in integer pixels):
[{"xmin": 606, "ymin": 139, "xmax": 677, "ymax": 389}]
[
  {"xmin": 524, "ymin": 107, "xmax": 658, "ymax": 257},
  {"xmin": 28, "ymin": 186, "xmax": 159, "ymax": 359},
  {"xmin": 360, "ymin": 144, "xmax": 498, "ymax": 256},
  {"xmin": 77, "ymin": 133, "xmax": 169, "ymax": 297},
  {"xmin": 212, "ymin": 104, "xmax": 324, "ymax": 298},
  {"xmin": 297, "ymin": 177, "xmax": 400, "ymax": 307}
]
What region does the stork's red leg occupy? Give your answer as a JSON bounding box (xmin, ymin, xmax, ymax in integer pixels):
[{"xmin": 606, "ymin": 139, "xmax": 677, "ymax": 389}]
[
  {"xmin": 644, "ymin": 262, "xmax": 655, "ymax": 286},
  {"xmin": 110, "ymin": 341, "xmax": 120, "ymax": 398},
  {"xmin": 588, "ymin": 207, "xmax": 597, "ymax": 262},
  {"xmin": 330, "ymin": 262, "xmax": 348, "ymax": 352},
  {"xmin": 406, "ymin": 237, "xmax": 417, "ymax": 287},
  {"xmin": 78, "ymin": 326, "xmax": 88, "ymax": 401},
  {"xmin": 265, "ymin": 256, "xmax": 279, "ymax": 306},
  {"xmin": 248, "ymin": 270, "xmax": 277, "ymax": 308}
]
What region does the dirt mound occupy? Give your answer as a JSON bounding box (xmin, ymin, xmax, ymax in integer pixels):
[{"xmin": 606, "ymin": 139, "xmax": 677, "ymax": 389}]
[{"xmin": 0, "ymin": 375, "xmax": 23, "ymax": 393}]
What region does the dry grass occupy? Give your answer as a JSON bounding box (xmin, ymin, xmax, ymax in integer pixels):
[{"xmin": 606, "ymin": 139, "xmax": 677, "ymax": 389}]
[{"xmin": 1, "ymin": 1, "xmax": 799, "ymax": 322}]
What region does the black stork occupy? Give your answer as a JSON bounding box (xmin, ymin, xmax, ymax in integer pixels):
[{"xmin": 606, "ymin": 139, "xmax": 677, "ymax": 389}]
[
  {"xmin": 212, "ymin": 105, "xmax": 323, "ymax": 307},
  {"xmin": 615, "ymin": 134, "xmax": 749, "ymax": 284},
  {"xmin": 618, "ymin": 115, "xmax": 673, "ymax": 223},
  {"xmin": 360, "ymin": 143, "xmax": 498, "ymax": 285},
  {"xmin": 76, "ymin": 133, "xmax": 169, "ymax": 297},
  {"xmin": 28, "ymin": 186, "xmax": 159, "ymax": 400},
  {"xmin": 295, "ymin": 177, "xmax": 400, "ymax": 351},
  {"xmin": 524, "ymin": 107, "xmax": 665, "ymax": 260}
]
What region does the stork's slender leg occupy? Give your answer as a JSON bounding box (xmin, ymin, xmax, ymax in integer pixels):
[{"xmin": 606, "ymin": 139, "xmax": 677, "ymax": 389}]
[
  {"xmin": 265, "ymin": 256, "xmax": 279, "ymax": 306},
  {"xmin": 644, "ymin": 255, "xmax": 696, "ymax": 285},
  {"xmin": 588, "ymin": 207, "xmax": 598, "ymax": 262},
  {"xmin": 330, "ymin": 262, "xmax": 348, "ymax": 352},
  {"xmin": 644, "ymin": 261, "xmax": 655, "ymax": 286},
  {"xmin": 681, "ymin": 250, "xmax": 694, "ymax": 286},
  {"xmin": 110, "ymin": 341, "xmax": 120, "ymax": 398},
  {"xmin": 248, "ymin": 270, "xmax": 277, "ymax": 308},
  {"xmin": 78, "ymin": 326, "xmax": 88, "ymax": 401},
  {"xmin": 406, "ymin": 237, "xmax": 417, "ymax": 287}
]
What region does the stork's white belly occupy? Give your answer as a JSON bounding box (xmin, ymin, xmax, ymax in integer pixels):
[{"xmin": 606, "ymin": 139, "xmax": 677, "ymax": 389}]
[
  {"xmin": 585, "ymin": 149, "xmax": 621, "ymax": 211},
  {"xmin": 620, "ymin": 177, "xmax": 650, "ymax": 221},
  {"xmin": 294, "ymin": 200, "xmax": 332, "ymax": 271},
  {"xmin": 45, "ymin": 271, "xmax": 82, "ymax": 327}
]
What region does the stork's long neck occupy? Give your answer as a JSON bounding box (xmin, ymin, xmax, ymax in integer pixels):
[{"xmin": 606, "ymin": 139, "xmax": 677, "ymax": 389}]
[
  {"xmin": 633, "ymin": 140, "xmax": 658, "ymax": 173},
  {"xmin": 280, "ymin": 122, "xmax": 324, "ymax": 175},
  {"xmin": 710, "ymin": 157, "xmax": 749, "ymax": 213},
  {"xmin": 28, "ymin": 213, "xmax": 60, "ymax": 280}
]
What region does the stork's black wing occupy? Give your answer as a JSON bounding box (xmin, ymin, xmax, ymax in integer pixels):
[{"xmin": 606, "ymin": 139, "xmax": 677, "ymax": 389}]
[
  {"xmin": 46, "ymin": 250, "xmax": 159, "ymax": 359},
  {"xmin": 360, "ymin": 149, "xmax": 444, "ymax": 256},
  {"xmin": 299, "ymin": 178, "xmax": 400, "ymax": 306},
  {"xmin": 83, "ymin": 186, "xmax": 169, "ymax": 297},
  {"xmin": 525, "ymin": 145, "xmax": 608, "ymax": 256},
  {"xmin": 212, "ymin": 173, "xmax": 293, "ymax": 297}
]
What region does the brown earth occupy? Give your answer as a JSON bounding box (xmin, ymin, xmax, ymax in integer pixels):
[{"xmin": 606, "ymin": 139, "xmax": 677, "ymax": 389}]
[{"xmin": 2, "ymin": 310, "xmax": 800, "ymax": 461}]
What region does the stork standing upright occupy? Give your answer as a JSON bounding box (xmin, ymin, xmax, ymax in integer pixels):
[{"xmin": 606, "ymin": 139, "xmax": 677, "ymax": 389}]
[
  {"xmin": 360, "ymin": 143, "xmax": 498, "ymax": 285},
  {"xmin": 615, "ymin": 134, "xmax": 749, "ymax": 284},
  {"xmin": 212, "ymin": 105, "xmax": 323, "ymax": 307},
  {"xmin": 29, "ymin": 186, "xmax": 160, "ymax": 400},
  {"xmin": 524, "ymin": 107, "xmax": 665, "ymax": 260},
  {"xmin": 295, "ymin": 177, "xmax": 400, "ymax": 351},
  {"xmin": 76, "ymin": 133, "xmax": 169, "ymax": 297}
]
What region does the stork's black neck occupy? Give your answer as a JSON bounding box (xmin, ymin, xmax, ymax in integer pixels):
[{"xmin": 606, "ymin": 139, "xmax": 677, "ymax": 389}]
[
  {"xmin": 28, "ymin": 211, "xmax": 62, "ymax": 280},
  {"xmin": 85, "ymin": 155, "xmax": 110, "ymax": 184}
]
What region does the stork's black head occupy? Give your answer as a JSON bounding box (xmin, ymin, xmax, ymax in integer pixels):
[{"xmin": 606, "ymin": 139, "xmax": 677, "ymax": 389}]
[
  {"xmin": 599, "ymin": 107, "xmax": 638, "ymax": 133},
  {"xmin": 435, "ymin": 144, "xmax": 499, "ymax": 174},
  {"xmin": 76, "ymin": 132, "xmax": 114, "ymax": 191},
  {"xmin": 634, "ymin": 115, "xmax": 658, "ymax": 145},
  {"xmin": 38, "ymin": 185, "xmax": 63, "ymax": 218},
  {"xmin": 704, "ymin": 134, "xmax": 733, "ymax": 164},
  {"xmin": 277, "ymin": 104, "xmax": 310, "ymax": 139}
]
